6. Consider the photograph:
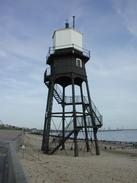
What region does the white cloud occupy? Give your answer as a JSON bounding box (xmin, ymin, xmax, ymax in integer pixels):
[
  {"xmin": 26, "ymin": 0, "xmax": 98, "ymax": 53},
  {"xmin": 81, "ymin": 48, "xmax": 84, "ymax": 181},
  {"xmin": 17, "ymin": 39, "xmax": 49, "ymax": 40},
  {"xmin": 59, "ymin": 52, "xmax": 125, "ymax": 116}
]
[
  {"xmin": 113, "ymin": 0, "xmax": 137, "ymax": 37},
  {"xmin": 0, "ymin": 12, "xmax": 48, "ymax": 60},
  {"xmin": 86, "ymin": 46, "xmax": 137, "ymax": 129},
  {"xmin": 88, "ymin": 47, "xmax": 137, "ymax": 82},
  {"xmin": 0, "ymin": 49, "xmax": 7, "ymax": 57},
  {"xmin": 0, "ymin": 0, "xmax": 137, "ymax": 129}
]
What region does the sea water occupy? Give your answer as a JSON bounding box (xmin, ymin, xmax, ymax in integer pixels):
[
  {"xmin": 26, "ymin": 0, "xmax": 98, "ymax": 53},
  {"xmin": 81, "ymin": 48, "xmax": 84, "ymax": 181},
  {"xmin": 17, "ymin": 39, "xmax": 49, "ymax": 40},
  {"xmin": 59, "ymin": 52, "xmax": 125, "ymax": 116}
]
[
  {"xmin": 51, "ymin": 129, "xmax": 137, "ymax": 143},
  {"xmin": 97, "ymin": 129, "xmax": 137, "ymax": 142}
]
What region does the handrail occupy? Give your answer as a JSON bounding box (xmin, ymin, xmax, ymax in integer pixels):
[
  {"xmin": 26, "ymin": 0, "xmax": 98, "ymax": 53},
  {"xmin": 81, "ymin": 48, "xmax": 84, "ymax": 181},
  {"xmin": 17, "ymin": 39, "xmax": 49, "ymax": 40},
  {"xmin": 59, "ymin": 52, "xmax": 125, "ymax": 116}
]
[
  {"xmin": 47, "ymin": 44, "xmax": 90, "ymax": 59},
  {"xmin": 54, "ymin": 84, "xmax": 62, "ymax": 98},
  {"xmin": 83, "ymin": 97, "xmax": 103, "ymax": 125},
  {"xmin": 8, "ymin": 142, "xmax": 28, "ymax": 183},
  {"xmin": 0, "ymin": 133, "xmax": 28, "ymax": 183},
  {"xmin": 45, "ymin": 83, "xmax": 103, "ymax": 126}
]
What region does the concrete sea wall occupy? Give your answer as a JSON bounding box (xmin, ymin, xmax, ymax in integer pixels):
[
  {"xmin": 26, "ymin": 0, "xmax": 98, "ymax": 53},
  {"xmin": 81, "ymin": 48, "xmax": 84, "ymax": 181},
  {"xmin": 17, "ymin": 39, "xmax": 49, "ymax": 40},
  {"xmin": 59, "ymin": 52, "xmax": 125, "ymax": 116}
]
[{"xmin": 0, "ymin": 131, "xmax": 28, "ymax": 183}]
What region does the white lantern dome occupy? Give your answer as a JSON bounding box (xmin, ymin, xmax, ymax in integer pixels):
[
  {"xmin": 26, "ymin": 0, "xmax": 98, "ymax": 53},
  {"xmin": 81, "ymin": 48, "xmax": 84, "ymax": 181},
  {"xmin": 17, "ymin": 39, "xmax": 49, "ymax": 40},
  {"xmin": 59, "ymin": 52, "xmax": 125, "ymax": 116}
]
[{"xmin": 52, "ymin": 27, "xmax": 83, "ymax": 52}]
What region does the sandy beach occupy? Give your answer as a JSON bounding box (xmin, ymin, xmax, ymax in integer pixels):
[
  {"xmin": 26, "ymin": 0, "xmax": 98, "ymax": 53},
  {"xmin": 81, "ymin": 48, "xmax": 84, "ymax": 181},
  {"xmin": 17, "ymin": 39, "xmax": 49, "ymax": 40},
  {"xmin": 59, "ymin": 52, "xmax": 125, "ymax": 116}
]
[{"xmin": 18, "ymin": 133, "xmax": 137, "ymax": 183}]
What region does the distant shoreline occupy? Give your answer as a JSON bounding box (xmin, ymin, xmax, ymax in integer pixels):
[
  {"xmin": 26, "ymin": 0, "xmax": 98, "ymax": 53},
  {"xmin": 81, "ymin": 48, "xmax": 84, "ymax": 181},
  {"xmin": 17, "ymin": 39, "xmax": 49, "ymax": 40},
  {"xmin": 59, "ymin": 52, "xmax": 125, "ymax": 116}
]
[{"xmin": 99, "ymin": 129, "xmax": 137, "ymax": 132}]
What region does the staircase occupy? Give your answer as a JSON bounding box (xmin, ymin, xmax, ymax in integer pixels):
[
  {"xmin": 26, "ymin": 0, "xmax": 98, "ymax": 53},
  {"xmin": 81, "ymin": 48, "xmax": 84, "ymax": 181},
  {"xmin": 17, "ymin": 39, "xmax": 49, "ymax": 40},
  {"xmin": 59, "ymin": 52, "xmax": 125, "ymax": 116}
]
[
  {"xmin": 45, "ymin": 82, "xmax": 63, "ymax": 104},
  {"xmin": 45, "ymin": 80, "xmax": 103, "ymax": 127},
  {"xmin": 44, "ymin": 72, "xmax": 103, "ymax": 154},
  {"xmin": 84, "ymin": 98, "xmax": 103, "ymax": 127}
]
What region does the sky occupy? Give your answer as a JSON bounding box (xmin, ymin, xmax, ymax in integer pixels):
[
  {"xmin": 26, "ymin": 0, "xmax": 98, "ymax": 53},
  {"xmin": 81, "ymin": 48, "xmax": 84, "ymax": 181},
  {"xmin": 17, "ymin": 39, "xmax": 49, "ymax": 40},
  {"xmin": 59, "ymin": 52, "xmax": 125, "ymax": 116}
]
[{"xmin": 0, "ymin": 0, "xmax": 137, "ymax": 129}]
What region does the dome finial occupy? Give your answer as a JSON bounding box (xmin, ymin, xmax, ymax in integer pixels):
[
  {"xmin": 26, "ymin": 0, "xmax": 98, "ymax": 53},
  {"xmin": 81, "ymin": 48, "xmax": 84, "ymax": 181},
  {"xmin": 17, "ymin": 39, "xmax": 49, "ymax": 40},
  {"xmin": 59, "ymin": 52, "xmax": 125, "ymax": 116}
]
[{"xmin": 65, "ymin": 19, "xmax": 69, "ymax": 28}]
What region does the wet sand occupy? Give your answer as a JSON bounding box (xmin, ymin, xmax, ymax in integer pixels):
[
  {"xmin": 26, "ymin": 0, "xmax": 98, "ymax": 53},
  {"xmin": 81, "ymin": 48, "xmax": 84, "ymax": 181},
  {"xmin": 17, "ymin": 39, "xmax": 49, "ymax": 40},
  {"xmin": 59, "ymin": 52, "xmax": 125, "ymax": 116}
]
[{"xmin": 18, "ymin": 133, "xmax": 137, "ymax": 183}]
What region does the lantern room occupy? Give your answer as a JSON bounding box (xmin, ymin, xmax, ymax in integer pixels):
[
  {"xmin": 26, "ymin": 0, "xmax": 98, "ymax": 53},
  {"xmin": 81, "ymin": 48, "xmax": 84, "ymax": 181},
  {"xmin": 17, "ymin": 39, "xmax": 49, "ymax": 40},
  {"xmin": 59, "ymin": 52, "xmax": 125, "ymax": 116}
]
[{"xmin": 52, "ymin": 27, "xmax": 83, "ymax": 51}]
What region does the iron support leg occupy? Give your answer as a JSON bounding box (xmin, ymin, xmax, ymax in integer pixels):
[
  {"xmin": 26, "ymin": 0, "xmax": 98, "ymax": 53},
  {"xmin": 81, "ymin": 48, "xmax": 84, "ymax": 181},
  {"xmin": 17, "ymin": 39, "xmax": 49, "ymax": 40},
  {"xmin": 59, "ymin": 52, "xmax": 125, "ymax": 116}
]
[
  {"xmin": 41, "ymin": 83, "xmax": 51, "ymax": 151},
  {"xmin": 42, "ymin": 81, "xmax": 54, "ymax": 154},
  {"xmin": 85, "ymin": 80, "xmax": 100, "ymax": 155},
  {"xmin": 62, "ymin": 86, "xmax": 65, "ymax": 150},
  {"xmin": 72, "ymin": 78, "xmax": 78, "ymax": 157},
  {"xmin": 93, "ymin": 128, "xmax": 100, "ymax": 155},
  {"xmin": 80, "ymin": 85, "xmax": 90, "ymax": 152}
]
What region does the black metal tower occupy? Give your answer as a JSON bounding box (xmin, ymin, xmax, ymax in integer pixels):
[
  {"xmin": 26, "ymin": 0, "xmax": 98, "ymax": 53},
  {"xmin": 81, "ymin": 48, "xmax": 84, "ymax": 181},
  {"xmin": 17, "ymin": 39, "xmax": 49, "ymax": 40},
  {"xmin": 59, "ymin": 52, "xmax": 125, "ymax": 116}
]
[{"xmin": 41, "ymin": 20, "xmax": 103, "ymax": 156}]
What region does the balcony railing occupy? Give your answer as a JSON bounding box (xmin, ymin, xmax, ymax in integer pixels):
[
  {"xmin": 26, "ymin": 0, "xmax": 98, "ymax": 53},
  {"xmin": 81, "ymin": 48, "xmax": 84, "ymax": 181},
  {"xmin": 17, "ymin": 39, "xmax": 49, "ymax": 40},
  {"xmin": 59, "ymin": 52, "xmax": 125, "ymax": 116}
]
[{"xmin": 46, "ymin": 44, "xmax": 90, "ymax": 60}]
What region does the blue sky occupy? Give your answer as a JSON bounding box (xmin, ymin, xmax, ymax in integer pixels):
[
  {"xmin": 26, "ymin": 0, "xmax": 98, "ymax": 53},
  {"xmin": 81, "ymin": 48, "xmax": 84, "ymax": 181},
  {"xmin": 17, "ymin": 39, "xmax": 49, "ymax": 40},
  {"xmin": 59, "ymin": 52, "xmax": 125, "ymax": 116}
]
[{"xmin": 0, "ymin": 0, "xmax": 137, "ymax": 129}]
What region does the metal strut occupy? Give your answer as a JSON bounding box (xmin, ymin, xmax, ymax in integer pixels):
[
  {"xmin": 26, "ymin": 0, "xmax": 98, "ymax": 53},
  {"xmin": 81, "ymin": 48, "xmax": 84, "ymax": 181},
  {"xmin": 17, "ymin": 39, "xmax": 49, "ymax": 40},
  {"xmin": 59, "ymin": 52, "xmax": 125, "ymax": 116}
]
[{"xmin": 42, "ymin": 78, "xmax": 102, "ymax": 155}]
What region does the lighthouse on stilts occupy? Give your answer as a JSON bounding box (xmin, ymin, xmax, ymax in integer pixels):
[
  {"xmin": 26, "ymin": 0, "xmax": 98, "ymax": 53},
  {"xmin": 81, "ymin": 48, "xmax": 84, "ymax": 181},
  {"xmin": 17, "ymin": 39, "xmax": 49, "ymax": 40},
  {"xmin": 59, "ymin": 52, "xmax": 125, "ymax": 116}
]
[{"xmin": 41, "ymin": 17, "xmax": 103, "ymax": 157}]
